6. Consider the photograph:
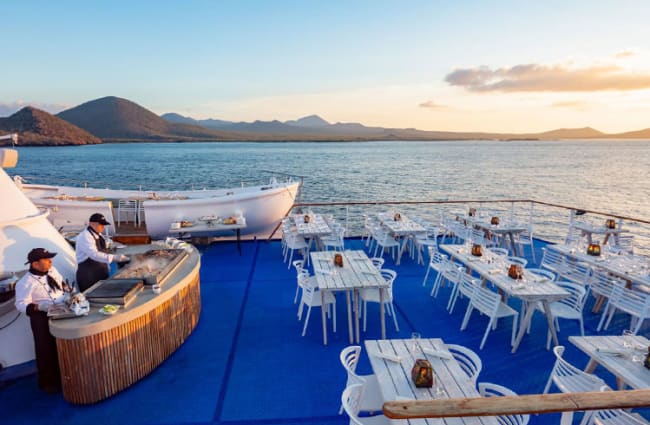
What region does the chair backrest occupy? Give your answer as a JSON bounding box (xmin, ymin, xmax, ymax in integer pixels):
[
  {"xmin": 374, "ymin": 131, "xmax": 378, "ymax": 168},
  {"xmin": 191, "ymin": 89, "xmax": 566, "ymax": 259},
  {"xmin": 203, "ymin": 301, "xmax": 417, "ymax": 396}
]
[
  {"xmin": 612, "ymin": 235, "xmax": 635, "ymax": 254},
  {"xmin": 526, "ymin": 268, "xmax": 556, "ymax": 282},
  {"xmin": 555, "ymin": 281, "xmax": 588, "ymax": 313},
  {"xmin": 609, "ymin": 283, "xmax": 650, "ymax": 319},
  {"xmin": 589, "ymin": 269, "xmax": 622, "ymax": 298},
  {"xmin": 548, "ymin": 346, "xmax": 607, "ymax": 393},
  {"xmin": 457, "ymin": 271, "xmax": 478, "ymax": 299},
  {"xmin": 341, "ymin": 383, "xmax": 366, "ymax": 425},
  {"xmin": 489, "ymin": 247, "xmax": 508, "ymax": 257},
  {"xmin": 292, "ymin": 259, "xmax": 305, "ymax": 273},
  {"xmin": 447, "ymin": 344, "xmax": 482, "ymax": 384},
  {"xmin": 478, "ymin": 382, "xmax": 529, "ymax": 425},
  {"xmin": 370, "ymin": 257, "xmax": 385, "ymax": 270},
  {"xmin": 428, "ymin": 250, "xmax": 448, "ymax": 271},
  {"xmin": 298, "ymin": 271, "xmax": 316, "ymax": 304},
  {"xmin": 470, "ymin": 285, "xmax": 502, "ymax": 317},
  {"xmin": 589, "ymin": 409, "xmax": 649, "ymax": 425},
  {"xmin": 339, "ymin": 346, "xmax": 362, "ymax": 386},
  {"xmin": 507, "ymin": 256, "xmax": 528, "ymax": 267},
  {"xmin": 540, "ymin": 248, "xmax": 566, "ymax": 273}
]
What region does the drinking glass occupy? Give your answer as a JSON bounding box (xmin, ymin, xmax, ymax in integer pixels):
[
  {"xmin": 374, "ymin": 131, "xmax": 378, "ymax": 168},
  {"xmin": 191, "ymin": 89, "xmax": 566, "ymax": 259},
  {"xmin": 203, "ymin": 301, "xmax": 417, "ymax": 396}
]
[
  {"xmin": 433, "ymin": 380, "xmax": 447, "ymax": 398},
  {"xmin": 410, "ymin": 332, "xmax": 421, "ymax": 353},
  {"xmin": 622, "ymin": 329, "xmax": 634, "ymax": 350}
]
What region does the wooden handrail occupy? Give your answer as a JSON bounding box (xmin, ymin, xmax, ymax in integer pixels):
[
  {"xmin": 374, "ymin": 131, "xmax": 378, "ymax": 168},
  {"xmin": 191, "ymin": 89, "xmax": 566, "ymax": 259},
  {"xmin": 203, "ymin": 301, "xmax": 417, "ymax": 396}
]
[{"xmin": 383, "ymin": 388, "xmax": 650, "ymax": 419}]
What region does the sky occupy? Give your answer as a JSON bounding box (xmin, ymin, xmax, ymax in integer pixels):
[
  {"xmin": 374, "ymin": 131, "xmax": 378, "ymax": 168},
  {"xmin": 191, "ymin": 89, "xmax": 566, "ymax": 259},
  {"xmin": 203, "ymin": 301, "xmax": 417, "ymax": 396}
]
[{"xmin": 2, "ymin": 0, "xmax": 650, "ymax": 133}]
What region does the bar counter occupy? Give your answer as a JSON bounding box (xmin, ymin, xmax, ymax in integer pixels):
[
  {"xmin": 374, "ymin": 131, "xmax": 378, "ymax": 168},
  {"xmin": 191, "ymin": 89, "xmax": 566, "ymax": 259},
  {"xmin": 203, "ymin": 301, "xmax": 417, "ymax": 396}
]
[{"xmin": 50, "ymin": 244, "xmax": 201, "ymax": 404}]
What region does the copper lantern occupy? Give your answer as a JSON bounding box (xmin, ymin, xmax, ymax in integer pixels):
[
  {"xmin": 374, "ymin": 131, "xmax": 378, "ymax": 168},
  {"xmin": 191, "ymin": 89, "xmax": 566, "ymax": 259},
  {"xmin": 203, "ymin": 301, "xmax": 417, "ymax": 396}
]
[{"xmin": 587, "ymin": 243, "xmax": 601, "ymax": 256}]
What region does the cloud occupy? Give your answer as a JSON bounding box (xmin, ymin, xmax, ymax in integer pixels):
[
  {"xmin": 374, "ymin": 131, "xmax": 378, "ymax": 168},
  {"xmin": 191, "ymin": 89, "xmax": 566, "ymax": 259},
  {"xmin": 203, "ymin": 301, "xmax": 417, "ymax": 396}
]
[
  {"xmin": 614, "ymin": 49, "xmax": 638, "ymax": 59},
  {"xmin": 445, "ymin": 63, "xmax": 650, "ymax": 93},
  {"xmin": 418, "ymin": 100, "xmax": 448, "ymax": 109},
  {"xmin": 0, "ymin": 101, "xmax": 68, "ymax": 117},
  {"xmin": 549, "ymin": 100, "xmax": 591, "ymax": 110}
]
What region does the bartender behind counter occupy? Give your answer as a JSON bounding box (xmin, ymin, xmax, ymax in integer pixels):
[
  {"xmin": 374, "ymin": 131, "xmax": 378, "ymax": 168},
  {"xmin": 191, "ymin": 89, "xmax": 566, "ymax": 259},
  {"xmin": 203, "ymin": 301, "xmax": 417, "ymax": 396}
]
[
  {"xmin": 14, "ymin": 248, "xmax": 71, "ymax": 393},
  {"xmin": 76, "ymin": 213, "xmax": 128, "ymax": 292}
]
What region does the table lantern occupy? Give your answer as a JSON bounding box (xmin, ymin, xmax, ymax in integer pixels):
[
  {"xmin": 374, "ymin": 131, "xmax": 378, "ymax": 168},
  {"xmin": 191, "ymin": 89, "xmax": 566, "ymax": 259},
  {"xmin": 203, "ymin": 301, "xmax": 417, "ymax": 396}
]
[
  {"xmin": 303, "ymin": 214, "xmax": 311, "ymax": 224},
  {"xmin": 411, "ymin": 359, "xmax": 434, "ymax": 388},
  {"xmin": 491, "ymin": 216, "xmax": 500, "ymax": 225},
  {"xmin": 471, "ymin": 244, "xmax": 483, "ymax": 257},
  {"xmin": 468, "ymin": 207, "xmax": 476, "ymax": 217},
  {"xmin": 508, "ymin": 264, "xmax": 523, "ymax": 280},
  {"xmin": 333, "ymin": 253, "xmax": 344, "ymax": 267},
  {"xmin": 587, "ymin": 243, "xmax": 601, "ymax": 256},
  {"xmin": 393, "ymin": 213, "xmax": 401, "ymax": 221},
  {"xmin": 605, "ymin": 219, "xmax": 616, "ymax": 229}
]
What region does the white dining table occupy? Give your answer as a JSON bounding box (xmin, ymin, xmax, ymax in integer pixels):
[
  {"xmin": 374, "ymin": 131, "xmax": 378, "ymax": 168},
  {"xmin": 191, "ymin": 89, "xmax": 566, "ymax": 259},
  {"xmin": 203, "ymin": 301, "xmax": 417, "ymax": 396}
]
[
  {"xmin": 377, "ymin": 212, "xmax": 426, "ymax": 265},
  {"xmin": 569, "ymin": 335, "xmax": 650, "ymax": 390},
  {"xmin": 548, "ymin": 244, "xmax": 650, "ymax": 288},
  {"xmin": 365, "ymin": 338, "xmax": 499, "ymax": 425},
  {"xmin": 572, "ymin": 222, "xmax": 628, "ymax": 246},
  {"xmin": 468, "ymin": 219, "xmax": 527, "ymax": 256},
  {"xmin": 310, "ymin": 250, "xmax": 388, "ymax": 345},
  {"xmin": 440, "ymin": 244, "xmax": 570, "ymax": 353}
]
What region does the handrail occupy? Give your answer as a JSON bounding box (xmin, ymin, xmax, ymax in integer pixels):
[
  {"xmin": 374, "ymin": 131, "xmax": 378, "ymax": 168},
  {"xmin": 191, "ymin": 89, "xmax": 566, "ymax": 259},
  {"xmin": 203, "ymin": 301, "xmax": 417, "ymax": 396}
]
[
  {"xmin": 382, "ymin": 388, "xmax": 650, "ymax": 419},
  {"xmin": 292, "ymin": 198, "xmax": 650, "ymax": 225}
]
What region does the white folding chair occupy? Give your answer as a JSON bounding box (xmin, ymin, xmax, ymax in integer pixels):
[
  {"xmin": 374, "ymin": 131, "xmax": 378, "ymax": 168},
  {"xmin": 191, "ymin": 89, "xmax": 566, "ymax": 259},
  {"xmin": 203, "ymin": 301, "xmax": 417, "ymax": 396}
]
[
  {"xmin": 461, "ymin": 284, "xmax": 518, "ymax": 350},
  {"xmin": 538, "ymin": 281, "xmax": 587, "ymax": 349},
  {"xmin": 341, "ymin": 383, "xmax": 392, "ymax": 425},
  {"xmin": 447, "ymin": 343, "xmax": 482, "ymax": 384},
  {"xmin": 478, "ymin": 382, "xmax": 530, "ymax": 425},
  {"xmin": 338, "ymin": 346, "xmax": 384, "ymax": 415},
  {"xmin": 598, "ymin": 283, "xmax": 650, "ymax": 334},
  {"xmin": 544, "ymin": 346, "xmax": 610, "ymax": 425},
  {"xmin": 297, "ymin": 272, "xmax": 336, "ymax": 337},
  {"xmin": 360, "ymin": 269, "xmax": 399, "ymax": 332}
]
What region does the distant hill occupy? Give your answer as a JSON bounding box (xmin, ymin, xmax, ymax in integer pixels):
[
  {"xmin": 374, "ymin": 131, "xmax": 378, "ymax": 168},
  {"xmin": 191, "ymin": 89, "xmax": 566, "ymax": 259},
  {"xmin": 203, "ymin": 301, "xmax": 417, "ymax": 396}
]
[
  {"xmin": 57, "ymin": 97, "xmax": 243, "ymax": 141},
  {"xmin": 161, "ymin": 113, "xmax": 233, "ymax": 129},
  {"xmin": 529, "ymin": 127, "xmax": 606, "ymax": 139},
  {"xmin": 609, "ymin": 128, "xmax": 650, "ymax": 138},
  {"xmin": 0, "ymin": 107, "xmax": 102, "ymax": 146}
]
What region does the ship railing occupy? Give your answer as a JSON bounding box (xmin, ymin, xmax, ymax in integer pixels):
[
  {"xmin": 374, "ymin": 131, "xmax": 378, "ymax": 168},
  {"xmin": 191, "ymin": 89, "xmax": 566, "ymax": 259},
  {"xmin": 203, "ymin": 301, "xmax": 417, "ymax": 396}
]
[
  {"xmin": 276, "ymin": 199, "xmax": 650, "ymax": 256},
  {"xmin": 13, "ymin": 171, "xmax": 304, "ymax": 192}
]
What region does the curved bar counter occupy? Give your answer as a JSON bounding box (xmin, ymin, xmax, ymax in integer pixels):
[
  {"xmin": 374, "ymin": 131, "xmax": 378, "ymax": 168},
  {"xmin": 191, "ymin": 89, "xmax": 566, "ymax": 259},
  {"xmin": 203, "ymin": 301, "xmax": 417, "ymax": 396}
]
[{"xmin": 49, "ymin": 245, "xmax": 201, "ymax": 404}]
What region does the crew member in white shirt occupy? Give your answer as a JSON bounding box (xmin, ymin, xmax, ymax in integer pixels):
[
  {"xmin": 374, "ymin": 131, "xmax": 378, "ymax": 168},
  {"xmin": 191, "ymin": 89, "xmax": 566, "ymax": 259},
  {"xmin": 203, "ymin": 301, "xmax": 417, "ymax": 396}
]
[
  {"xmin": 14, "ymin": 248, "xmax": 71, "ymax": 393},
  {"xmin": 75, "ymin": 213, "xmax": 128, "ymax": 292}
]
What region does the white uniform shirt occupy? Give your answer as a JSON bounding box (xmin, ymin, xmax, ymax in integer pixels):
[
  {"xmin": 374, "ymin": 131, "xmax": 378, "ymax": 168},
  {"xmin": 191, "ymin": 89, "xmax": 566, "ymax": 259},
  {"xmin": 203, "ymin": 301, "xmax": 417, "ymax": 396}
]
[
  {"xmin": 14, "ymin": 267, "xmax": 67, "ymax": 314},
  {"xmin": 75, "ymin": 227, "xmax": 114, "ymax": 264}
]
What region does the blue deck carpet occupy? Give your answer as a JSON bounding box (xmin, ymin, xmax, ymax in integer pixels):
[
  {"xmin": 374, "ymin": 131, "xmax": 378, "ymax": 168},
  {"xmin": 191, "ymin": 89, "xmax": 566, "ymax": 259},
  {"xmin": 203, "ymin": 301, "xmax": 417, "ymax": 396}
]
[{"xmin": 1, "ymin": 237, "xmax": 648, "ymax": 425}]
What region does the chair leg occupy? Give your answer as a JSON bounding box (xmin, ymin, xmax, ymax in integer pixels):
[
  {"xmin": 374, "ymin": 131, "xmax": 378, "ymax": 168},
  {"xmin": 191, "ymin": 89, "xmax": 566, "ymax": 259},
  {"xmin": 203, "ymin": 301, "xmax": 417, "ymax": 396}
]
[
  {"xmin": 302, "ymin": 305, "xmax": 312, "ymax": 336},
  {"xmin": 460, "ymin": 305, "xmax": 473, "ymax": 331},
  {"xmin": 596, "ymin": 303, "xmax": 610, "ymax": 331},
  {"xmin": 332, "ymin": 300, "xmax": 337, "ymax": 333},
  {"xmin": 363, "ymin": 300, "xmax": 368, "ymax": 332},
  {"xmin": 389, "ymin": 303, "xmax": 399, "ymax": 331},
  {"xmin": 511, "ymin": 314, "xmax": 518, "ymax": 347},
  {"xmin": 479, "ymin": 318, "xmax": 493, "ymax": 349},
  {"xmin": 422, "ymin": 267, "xmax": 431, "ymax": 287}
]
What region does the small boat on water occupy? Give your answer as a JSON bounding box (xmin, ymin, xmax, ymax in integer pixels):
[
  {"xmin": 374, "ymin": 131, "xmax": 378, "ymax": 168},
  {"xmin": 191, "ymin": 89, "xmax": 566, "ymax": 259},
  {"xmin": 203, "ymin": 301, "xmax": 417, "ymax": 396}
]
[{"xmin": 15, "ymin": 175, "xmax": 301, "ymax": 239}]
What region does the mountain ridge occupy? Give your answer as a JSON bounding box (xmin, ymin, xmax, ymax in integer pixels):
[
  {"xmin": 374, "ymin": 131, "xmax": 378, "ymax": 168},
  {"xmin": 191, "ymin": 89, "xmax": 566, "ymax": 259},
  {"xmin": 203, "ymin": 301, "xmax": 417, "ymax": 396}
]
[{"xmin": 3, "ymin": 96, "xmax": 650, "ymax": 145}]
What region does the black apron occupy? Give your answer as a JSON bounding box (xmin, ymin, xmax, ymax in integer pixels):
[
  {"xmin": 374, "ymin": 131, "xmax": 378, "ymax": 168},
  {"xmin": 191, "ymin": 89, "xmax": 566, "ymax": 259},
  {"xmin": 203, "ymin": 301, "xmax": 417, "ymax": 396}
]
[
  {"xmin": 76, "ymin": 227, "xmax": 109, "ymax": 292},
  {"xmin": 28, "ymin": 308, "xmax": 61, "ymax": 393}
]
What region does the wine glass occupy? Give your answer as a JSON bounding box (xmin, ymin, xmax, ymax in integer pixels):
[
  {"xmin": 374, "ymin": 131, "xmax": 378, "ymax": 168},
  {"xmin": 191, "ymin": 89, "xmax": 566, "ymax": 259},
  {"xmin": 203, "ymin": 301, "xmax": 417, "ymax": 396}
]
[
  {"xmin": 622, "ymin": 329, "xmax": 634, "ymax": 350},
  {"xmin": 410, "ymin": 332, "xmax": 421, "ymax": 353},
  {"xmin": 433, "ymin": 379, "xmax": 447, "ymax": 398}
]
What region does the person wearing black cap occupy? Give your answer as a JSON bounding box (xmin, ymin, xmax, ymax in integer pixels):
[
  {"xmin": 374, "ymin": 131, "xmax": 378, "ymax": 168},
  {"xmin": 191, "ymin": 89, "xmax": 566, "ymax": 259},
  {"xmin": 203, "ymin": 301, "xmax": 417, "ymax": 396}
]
[
  {"xmin": 75, "ymin": 213, "xmax": 128, "ymax": 292},
  {"xmin": 14, "ymin": 248, "xmax": 71, "ymax": 393}
]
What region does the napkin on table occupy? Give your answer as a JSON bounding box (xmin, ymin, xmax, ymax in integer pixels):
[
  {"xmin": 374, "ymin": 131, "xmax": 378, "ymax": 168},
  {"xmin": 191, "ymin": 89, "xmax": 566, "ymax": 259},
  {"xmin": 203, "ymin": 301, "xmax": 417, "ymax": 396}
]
[
  {"xmin": 421, "ymin": 347, "xmax": 453, "ymax": 360},
  {"xmin": 374, "ymin": 352, "xmax": 402, "ymax": 363},
  {"xmin": 596, "ymin": 348, "xmax": 627, "ymax": 356}
]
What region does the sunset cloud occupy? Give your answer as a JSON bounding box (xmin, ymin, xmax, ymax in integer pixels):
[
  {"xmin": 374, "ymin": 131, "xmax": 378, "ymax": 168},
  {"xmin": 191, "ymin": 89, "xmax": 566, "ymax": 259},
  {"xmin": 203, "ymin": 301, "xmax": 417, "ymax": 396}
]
[
  {"xmin": 418, "ymin": 100, "xmax": 448, "ymax": 109},
  {"xmin": 445, "ymin": 63, "xmax": 650, "ymax": 93},
  {"xmin": 614, "ymin": 49, "xmax": 638, "ymax": 59},
  {"xmin": 0, "ymin": 101, "xmax": 68, "ymax": 117},
  {"xmin": 550, "ymin": 100, "xmax": 591, "ymax": 110}
]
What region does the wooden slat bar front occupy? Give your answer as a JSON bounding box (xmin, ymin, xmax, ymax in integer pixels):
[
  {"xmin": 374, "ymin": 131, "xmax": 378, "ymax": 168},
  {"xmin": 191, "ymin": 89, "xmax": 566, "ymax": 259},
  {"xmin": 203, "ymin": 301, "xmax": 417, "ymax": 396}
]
[{"xmin": 50, "ymin": 245, "xmax": 201, "ymax": 404}]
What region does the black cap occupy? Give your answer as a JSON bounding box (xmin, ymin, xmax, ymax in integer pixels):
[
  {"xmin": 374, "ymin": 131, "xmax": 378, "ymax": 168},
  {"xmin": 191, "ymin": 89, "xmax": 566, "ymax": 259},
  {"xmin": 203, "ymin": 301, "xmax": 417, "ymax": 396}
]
[
  {"xmin": 89, "ymin": 213, "xmax": 111, "ymax": 225},
  {"xmin": 25, "ymin": 248, "xmax": 57, "ymax": 264}
]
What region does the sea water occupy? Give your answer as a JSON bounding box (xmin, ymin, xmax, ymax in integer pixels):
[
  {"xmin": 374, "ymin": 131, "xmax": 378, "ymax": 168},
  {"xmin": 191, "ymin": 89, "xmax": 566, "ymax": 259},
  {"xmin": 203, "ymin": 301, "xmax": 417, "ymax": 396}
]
[{"xmin": 8, "ymin": 140, "xmax": 650, "ymax": 249}]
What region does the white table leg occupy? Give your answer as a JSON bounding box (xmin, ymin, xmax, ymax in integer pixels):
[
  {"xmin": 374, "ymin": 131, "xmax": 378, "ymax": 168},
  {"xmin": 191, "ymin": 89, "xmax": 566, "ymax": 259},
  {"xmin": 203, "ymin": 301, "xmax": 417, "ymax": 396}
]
[
  {"xmin": 346, "ymin": 290, "xmax": 353, "ymax": 344},
  {"xmin": 396, "ymin": 236, "xmax": 406, "ymax": 265},
  {"xmin": 542, "ymin": 300, "xmax": 560, "ymax": 348},
  {"xmin": 512, "ymin": 300, "xmax": 536, "ymax": 353},
  {"xmin": 379, "ymin": 287, "xmax": 386, "ymax": 340},
  {"xmin": 354, "ymin": 289, "xmax": 360, "ymax": 343},
  {"xmin": 321, "ymin": 291, "xmax": 328, "ymax": 345}
]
